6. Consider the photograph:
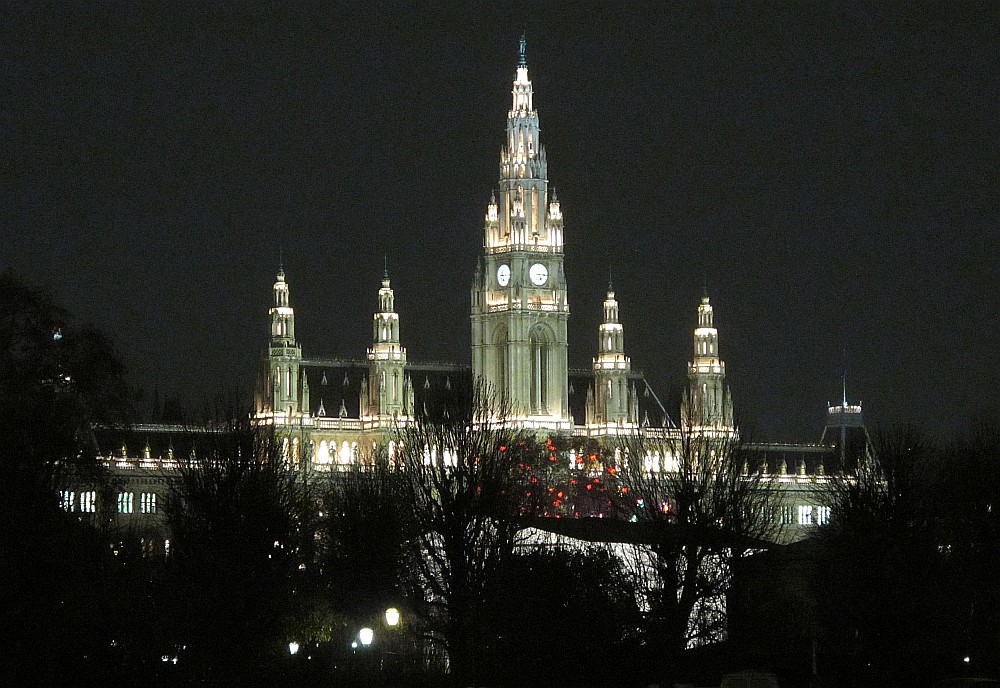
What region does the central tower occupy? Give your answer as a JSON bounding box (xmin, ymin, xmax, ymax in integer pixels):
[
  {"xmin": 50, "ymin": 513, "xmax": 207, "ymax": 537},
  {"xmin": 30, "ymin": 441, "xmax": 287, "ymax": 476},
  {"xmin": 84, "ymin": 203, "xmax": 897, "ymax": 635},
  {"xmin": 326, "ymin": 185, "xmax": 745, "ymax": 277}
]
[{"xmin": 471, "ymin": 37, "xmax": 570, "ymax": 429}]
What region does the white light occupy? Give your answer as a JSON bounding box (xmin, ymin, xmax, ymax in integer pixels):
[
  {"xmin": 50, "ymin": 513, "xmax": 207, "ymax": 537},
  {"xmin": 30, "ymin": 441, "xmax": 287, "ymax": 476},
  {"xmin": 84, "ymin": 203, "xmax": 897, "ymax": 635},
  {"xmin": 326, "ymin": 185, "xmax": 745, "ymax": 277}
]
[
  {"xmin": 351, "ymin": 641, "xmax": 358, "ymax": 649},
  {"xmin": 359, "ymin": 627, "xmax": 374, "ymax": 647},
  {"xmin": 385, "ymin": 607, "xmax": 400, "ymax": 627},
  {"xmin": 963, "ymin": 656, "xmax": 971, "ymax": 663},
  {"xmin": 288, "ymin": 641, "xmax": 299, "ymax": 655}
]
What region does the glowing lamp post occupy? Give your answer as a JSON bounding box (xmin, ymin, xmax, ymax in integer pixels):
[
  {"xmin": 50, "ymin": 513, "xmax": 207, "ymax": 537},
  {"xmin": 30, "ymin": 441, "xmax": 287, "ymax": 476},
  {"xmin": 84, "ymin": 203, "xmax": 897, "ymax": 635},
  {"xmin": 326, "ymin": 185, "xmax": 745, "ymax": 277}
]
[
  {"xmin": 384, "ymin": 607, "xmax": 400, "ymax": 627},
  {"xmin": 288, "ymin": 641, "xmax": 299, "ymax": 656},
  {"xmin": 359, "ymin": 627, "xmax": 374, "ymax": 647}
]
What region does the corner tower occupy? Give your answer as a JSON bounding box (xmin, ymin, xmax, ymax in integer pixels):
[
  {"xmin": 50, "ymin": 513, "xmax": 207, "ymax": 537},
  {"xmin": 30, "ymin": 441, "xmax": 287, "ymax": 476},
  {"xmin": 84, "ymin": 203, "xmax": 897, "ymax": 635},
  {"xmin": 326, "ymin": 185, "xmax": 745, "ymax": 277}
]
[
  {"xmin": 261, "ymin": 266, "xmax": 306, "ymax": 418},
  {"xmin": 682, "ymin": 290, "xmax": 733, "ymax": 430},
  {"xmin": 471, "ymin": 36, "xmax": 570, "ymax": 429},
  {"xmin": 587, "ymin": 283, "xmax": 638, "ymax": 428},
  {"xmin": 362, "ymin": 270, "xmax": 412, "ymax": 421}
]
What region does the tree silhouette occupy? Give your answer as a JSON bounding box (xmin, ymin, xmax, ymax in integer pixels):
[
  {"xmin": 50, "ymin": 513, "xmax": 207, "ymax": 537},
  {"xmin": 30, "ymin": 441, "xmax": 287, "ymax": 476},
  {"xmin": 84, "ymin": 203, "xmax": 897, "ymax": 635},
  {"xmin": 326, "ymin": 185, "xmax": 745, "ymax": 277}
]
[
  {"xmin": 613, "ymin": 428, "xmax": 782, "ymax": 670},
  {"xmin": 0, "ymin": 273, "xmax": 132, "ymax": 684},
  {"xmin": 391, "ymin": 383, "xmax": 537, "ymax": 686},
  {"xmin": 814, "ymin": 427, "xmax": 959, "ymax": 685},
  {"xmin": 163, "ymin": 419, "xmax": 323, "ymax": 682}
]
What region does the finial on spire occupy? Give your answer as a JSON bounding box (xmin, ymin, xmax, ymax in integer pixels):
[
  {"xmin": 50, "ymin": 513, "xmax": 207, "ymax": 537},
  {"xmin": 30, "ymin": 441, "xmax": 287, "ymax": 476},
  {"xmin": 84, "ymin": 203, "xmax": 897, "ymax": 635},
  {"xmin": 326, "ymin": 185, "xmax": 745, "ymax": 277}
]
[
  {"xmin": 608, "ymin": 265, "xmax": 614, "ymax": 293},
  {"xmin": 842, "ymin": 348, "xmax": 849, "ymax": 406},
  {"xmin": 519, "ymin": 33, "xmax": 527, "ymax": 66},
  {"xmin": 277, "ymin": 247, "xmax": 285, "ymax": 278},
  {"xmin": 383, "ymin": 254, "xmax": 389, "ymax": 280},
  {"xmin": 702, "ymin": 272, "xmax": 709, "ymax": 299}
]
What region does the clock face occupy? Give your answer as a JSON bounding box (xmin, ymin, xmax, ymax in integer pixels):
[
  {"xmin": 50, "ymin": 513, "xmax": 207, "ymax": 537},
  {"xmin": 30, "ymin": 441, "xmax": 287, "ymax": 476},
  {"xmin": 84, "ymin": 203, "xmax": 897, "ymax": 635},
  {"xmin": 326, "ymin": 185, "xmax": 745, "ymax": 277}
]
[
  {"xmin": 529, "ymin": 263, "xmax": 548, "ymax": 286},
  {"xmin": 497, "ymin": 264, "xmax": 510, "ymax": 287}
]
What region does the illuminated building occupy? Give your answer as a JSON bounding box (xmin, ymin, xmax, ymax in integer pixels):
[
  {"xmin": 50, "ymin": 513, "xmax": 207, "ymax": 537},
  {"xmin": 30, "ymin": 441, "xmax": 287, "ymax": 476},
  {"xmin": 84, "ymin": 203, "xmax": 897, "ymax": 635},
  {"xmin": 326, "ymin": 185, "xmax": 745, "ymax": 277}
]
[
  {"xmin": 68, "ymin": 39, "xmax": 864, "ymax": 549},
  {"xmin": 252, "ymin": 37, "xmax": 734, "ymax": 462}
]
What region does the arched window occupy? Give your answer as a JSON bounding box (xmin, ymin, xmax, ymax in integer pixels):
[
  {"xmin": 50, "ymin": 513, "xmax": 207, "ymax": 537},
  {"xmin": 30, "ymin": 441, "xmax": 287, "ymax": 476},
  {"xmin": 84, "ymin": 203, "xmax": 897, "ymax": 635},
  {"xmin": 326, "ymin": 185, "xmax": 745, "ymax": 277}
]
[
  {"xmin": 493, "ymin": 324, "xmax": 508, "ymax": 399},
  {"xmin": 529, "ymin": 325, "xmax": 552, "ymax": 414}
]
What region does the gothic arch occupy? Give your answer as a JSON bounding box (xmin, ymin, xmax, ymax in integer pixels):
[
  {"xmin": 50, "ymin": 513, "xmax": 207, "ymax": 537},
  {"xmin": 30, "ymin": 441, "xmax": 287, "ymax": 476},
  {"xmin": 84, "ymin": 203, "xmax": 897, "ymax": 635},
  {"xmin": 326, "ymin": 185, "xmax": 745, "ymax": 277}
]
[
  {"xmin": 492, "ymin": 323, "xmax": 508, "ymax": 398},
  {"xmin": 529, "ymin": 323, "xmax": 555, "ymax": 414}
]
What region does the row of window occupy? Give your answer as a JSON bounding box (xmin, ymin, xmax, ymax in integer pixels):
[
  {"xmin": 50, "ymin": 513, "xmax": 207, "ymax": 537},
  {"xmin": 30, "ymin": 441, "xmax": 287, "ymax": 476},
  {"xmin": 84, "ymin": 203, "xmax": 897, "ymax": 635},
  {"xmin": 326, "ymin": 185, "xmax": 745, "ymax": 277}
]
[
  {"xmin": 775, "ymin": 504, "xmax": 831, "ymax": 526},
  {"xmin": 59, "ymin": 491, "xmax": 157, "ymax": 515},
  {"xmin": 59, "ymin": 487, "xmax": 828, "ymax": 527}
]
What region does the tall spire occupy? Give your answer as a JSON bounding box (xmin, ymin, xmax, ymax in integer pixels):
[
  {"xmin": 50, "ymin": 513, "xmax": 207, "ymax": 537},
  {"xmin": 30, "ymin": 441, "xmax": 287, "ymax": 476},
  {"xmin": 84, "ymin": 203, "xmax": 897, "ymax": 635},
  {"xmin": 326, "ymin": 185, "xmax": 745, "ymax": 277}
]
[
  {"xmin": 591, "ymin": 285, "xmax": 633, "ymax": 427},
  {"xmin": 684, "ymin": 291, "xmax": 733, "ymax": 429},
  {"xmin": 367, "ymin": 269, "xmax": 407, "ymax": 420},
  {"xmin": 263, "ymin": 265, "xmax": 303, "ymax": 419},
  {"xmin": 471, "ymin": 37, "xmax": 571, "ymax": 429}
]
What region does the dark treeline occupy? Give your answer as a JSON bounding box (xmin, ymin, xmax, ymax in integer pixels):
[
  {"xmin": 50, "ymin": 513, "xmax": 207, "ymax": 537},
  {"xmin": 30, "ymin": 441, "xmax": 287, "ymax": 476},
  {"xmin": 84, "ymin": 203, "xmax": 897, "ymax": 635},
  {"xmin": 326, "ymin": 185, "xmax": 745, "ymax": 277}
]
[{"xmin": 3, "ymin": 272, "xmax": 999, "ymax": 687}]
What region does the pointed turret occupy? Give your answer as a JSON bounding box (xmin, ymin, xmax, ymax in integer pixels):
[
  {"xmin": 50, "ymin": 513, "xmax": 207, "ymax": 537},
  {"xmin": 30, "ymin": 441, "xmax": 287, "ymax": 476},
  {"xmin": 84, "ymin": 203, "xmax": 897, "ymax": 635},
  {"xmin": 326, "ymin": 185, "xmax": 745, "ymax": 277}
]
[
  {"xmin": 682, "ymin": 291, "xmax": 734, "ymax": 430},
  {"xmin": 271, "ymin": 266, "xmax": 295, "ymax": 343},
  {"xmin": 260, "ymin": 265, "xmax": 304, "ymax": 417},
  {"xmin": 589, "ymin": 285, "xmax": 632, "ymax": 428},
  {"xmin": 365, "ymin": 269, "xmax": 408, "ymax": 421}
]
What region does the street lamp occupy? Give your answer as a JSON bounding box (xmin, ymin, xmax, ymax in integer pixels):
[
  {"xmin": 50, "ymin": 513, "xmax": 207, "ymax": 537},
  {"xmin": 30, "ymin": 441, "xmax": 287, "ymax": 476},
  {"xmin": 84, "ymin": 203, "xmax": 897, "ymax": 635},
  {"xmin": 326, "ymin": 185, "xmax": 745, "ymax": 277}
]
[
  {"xmin": 385, "ymin": 607, "xmax": 400, "ymax": 627},
  {"xmin": 288, "ymin": 641, "xmax": 300, "ymax": 655},
  {"xmin": 359, "ymin": 627, "xmax": 374, "ymax": 647}
]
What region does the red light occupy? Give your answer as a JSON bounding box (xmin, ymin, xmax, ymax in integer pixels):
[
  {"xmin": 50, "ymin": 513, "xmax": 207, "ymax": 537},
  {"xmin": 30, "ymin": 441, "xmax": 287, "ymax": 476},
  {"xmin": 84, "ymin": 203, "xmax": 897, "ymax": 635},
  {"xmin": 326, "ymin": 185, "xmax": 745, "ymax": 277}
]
[{"xmin": 586, "ymin": 484, "xmax": 592, "ymax": 491}]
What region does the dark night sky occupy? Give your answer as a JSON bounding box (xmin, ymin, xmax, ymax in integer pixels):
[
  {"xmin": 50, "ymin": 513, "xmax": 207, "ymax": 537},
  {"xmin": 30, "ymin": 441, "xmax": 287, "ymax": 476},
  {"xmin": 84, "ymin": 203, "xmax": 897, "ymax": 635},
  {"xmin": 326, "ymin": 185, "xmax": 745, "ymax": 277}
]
[{"xmin": 4, "ymin": 2, "xmax": 998, "ymax": 441}]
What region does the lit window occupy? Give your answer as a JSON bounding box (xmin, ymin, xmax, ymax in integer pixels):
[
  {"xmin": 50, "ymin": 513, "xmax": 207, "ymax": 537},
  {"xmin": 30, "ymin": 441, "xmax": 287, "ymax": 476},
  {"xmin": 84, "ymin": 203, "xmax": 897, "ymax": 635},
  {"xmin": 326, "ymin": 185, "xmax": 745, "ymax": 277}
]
[
  {"xmin": 777, "ymin": 506, "xmax": 794, "ymax": 525},
  {"xmin": 118, "ymin": 492, "xmax": 134, "ymax": 514},
  {"xmin": 140, "ymin": 492, "xmax": 157, "ymax": 514},
  {"xmin": 816, "ymin": 506, "xmax": 831, "ymax": 525},
  {"xmin": 798, "ymin": 505, "xmax": 814, "ymax": 525},
  {"xmin": 80, "ymin": 491, "xmax": 96, "ymax": 513},
  {"xmin": 60, "ymin": 491, "xmax": 75, "ymax": 512}
]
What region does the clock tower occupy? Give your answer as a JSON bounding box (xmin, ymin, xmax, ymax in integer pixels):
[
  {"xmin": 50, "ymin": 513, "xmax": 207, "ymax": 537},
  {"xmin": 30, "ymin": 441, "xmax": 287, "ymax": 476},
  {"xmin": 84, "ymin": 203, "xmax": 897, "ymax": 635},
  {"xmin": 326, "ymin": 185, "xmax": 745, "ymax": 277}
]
[{"xmin": 471, "ymin": 36, "xmax": 570, "ymax": 429}]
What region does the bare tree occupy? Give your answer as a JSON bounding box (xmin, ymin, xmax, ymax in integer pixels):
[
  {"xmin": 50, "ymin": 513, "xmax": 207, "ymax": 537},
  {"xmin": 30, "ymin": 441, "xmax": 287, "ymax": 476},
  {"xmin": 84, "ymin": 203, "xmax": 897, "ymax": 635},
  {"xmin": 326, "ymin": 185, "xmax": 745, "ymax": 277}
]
[
  {"xmin": 164, "ymin": 419, "xmax": 323, "ymax": 681},
  {"xmin": 391, "ymin": 383, "xmax": 537, "ymax": 686},
  {"xmin": 318, "ymin": 459, "xmax": 410, "ymax": 632},
  {"xmin": 814, "ymin": 428, "xmax": 958, "ymax": 684},
  {"xmin": 613, "ymin": 428, "xmax": 783, "ymax": 660}
]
